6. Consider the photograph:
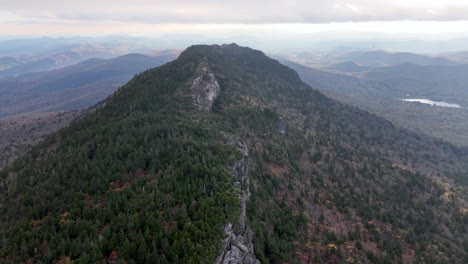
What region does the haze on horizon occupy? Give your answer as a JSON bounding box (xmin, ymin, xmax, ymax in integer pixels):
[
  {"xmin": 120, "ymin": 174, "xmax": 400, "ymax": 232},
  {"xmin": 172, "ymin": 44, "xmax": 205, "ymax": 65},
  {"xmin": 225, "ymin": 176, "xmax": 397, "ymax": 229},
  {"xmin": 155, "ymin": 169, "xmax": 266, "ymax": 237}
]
[{"xmin": 1, "ymin": 0, "xmax": 468, "ymax": 53}]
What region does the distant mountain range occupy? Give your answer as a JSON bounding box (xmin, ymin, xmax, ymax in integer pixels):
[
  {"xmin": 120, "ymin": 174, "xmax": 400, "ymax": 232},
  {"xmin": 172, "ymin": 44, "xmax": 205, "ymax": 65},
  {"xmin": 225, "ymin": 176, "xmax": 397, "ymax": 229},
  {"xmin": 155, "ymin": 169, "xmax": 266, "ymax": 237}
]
[
  {"xmin": 335, "ymin": 50, "xmax": 457, "ymax": 67},
  {"xmin": 362, "ymin": 63, "xmax": 468, "ymax": 105},
  {"xmin": 0, "ymin": 37, "xmax": 159, "ymax": 57},
  {"xmin": 440, "ymin": 51, "xmax": 468, "ymax": 63},
  {"xmin": 283, "ymin": 60, "xmax": 468, "ymax": 146},
  {"xmin": 284, "ymin": 49, "xmax": 459, "ymax": 69},
  {"xmin": 326, "ymin": 61, "xmax": 372, "ymax": 73},
  {"xmin": 0, "ymin": 52, "xmax": 114, "ymax": 78},
  {"xmin": 0, "ymin": 37, "xmax": 181, "ymax": 78},
  {"xmin": 0, "ymin": 53, "xmax": 176, "ymax": 118}
]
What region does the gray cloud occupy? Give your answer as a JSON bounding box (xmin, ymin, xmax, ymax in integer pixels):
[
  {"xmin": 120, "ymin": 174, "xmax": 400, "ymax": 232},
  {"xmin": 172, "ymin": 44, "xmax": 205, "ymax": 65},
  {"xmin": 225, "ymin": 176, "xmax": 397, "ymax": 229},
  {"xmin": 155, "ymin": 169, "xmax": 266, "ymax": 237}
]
[{"xmin": 2, "ymin": 0, "xmax": 468, "ymax": 23}]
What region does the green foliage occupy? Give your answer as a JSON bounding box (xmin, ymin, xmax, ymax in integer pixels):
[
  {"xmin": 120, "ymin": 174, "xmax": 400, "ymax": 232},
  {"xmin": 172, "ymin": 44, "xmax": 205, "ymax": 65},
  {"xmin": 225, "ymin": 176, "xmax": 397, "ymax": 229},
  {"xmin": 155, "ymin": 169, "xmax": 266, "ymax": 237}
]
[
  {"xmin": 0, "ymin": 44, "xmax": 467, "ymax": 264},
  {"xmin": 0, "ymin": 53, "xmax": 241, "ymax": 263}
]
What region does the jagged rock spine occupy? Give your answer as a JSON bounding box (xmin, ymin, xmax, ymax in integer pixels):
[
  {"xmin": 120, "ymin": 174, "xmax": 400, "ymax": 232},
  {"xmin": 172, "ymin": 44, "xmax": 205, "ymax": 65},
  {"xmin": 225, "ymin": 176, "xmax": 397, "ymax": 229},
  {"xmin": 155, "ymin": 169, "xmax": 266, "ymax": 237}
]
[{"xmin": 215, "ymin": 139, "xmax": 260, "ymax": 264}]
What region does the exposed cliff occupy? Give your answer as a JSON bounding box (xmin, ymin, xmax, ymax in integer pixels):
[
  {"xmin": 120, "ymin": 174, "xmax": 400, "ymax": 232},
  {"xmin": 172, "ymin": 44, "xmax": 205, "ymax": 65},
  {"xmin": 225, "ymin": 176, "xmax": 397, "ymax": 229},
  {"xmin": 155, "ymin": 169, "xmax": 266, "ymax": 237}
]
[
  {"xmin": 216, "ymin": 138, "xmax": 259, "ymax": 264},
  {"xmin": 191, "ymin": 62, "xmax": 221, "ymax": 112}
]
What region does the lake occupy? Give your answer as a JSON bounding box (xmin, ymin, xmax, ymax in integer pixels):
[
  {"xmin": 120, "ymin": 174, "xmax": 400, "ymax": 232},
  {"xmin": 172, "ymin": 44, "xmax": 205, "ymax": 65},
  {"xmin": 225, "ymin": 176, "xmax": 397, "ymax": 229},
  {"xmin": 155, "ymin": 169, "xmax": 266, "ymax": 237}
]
[{"xmin": 402, "ymin": 99, "xmax": 462, "ymax": 108}]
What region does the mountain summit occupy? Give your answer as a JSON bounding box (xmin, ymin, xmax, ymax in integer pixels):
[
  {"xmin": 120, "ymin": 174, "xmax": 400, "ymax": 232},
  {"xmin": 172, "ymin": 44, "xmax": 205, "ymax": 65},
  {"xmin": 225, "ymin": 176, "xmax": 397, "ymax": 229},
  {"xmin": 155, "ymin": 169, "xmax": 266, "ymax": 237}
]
[{"xmin": 1, "ymin": 44, "xmax": 467, "ymax": 263}]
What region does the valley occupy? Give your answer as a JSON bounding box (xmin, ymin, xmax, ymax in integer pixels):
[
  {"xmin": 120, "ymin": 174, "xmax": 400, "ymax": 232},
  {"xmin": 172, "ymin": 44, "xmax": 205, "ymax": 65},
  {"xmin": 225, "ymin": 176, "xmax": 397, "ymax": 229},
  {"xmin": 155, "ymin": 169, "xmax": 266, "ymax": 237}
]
[
  {"xmin": 283, "ymin": 59, "xmax": 468, "ymax": 147},
  {"xmin": 401, "ymin": 99, "xmax": 462, "ymax": 108},
  {"xmin": 0, "ymin": 53, "xmax": 176, "ymax": 119},
  {"xmin": 0, "ymin": 111, "xmax": 81, "ymax": 170}
]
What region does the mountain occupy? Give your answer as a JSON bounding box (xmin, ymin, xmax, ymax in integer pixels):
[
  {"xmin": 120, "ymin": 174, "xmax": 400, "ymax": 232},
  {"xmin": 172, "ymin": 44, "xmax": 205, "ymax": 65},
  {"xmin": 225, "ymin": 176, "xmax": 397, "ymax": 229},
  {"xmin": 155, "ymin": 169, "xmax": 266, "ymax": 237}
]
[
  {"xmin": 0, "ymin": 52, "xmax": 109, "ymax": 78},
  {"xmin": 440, "ymin": 51, "xmax": 468, "ymax": 63},
  {"xmin": 326, "ymin": 61, "xmax": 372, "ymax": 73},
  {"xmin": 362, "ymin": 63, "xmax": 468, "ymax": 105},
  {"xmin": 0, "ymin": 37, "xmax": 73, "ymax": 56},
  {"xmin": 0, "ymin": 53, "xmax": 176, "ymax": 118},
  {"xmin": 0, "ymin": 44, "xmax": 467, "ymax": 263},
  {"xmin": 0, "ymin": 37, "xmax": 180, "ymax": 78},
  {"xmin": 0, "ymin": 57, "xmax": 27, "ymax": 71},
  {"xmin": 0, "ymin": 37, "xmax": 157, "ymax": 58},
  {"xmin": 284, "ymin": 60, "xmax": 468, "ymax": 147},
  {"xmin": 334, "ymin": 50, "xmax": 457, "ymax": 67},
  {"xmin": 280, "ymin": 60, "xmax": 388, "ymax": 97},
  {"xmin": 282, "ymin": 49, "xmax": 457, "ymax": 69}
]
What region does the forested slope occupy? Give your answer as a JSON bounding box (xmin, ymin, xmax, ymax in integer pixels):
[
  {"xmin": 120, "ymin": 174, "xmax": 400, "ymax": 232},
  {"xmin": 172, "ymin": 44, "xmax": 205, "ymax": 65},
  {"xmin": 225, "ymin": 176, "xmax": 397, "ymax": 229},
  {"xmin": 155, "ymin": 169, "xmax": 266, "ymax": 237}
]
[{"xmin": 0, "ymin": 44, "xmax": 466, "ymax": 263}]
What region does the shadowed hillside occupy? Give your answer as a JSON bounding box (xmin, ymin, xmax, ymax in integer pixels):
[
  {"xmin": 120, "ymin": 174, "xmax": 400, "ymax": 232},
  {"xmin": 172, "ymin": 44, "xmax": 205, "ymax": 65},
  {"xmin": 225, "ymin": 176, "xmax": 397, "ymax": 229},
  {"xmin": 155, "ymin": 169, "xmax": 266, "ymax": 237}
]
[{"xmin": 0, "ymin": 53, "xmax": 176, "ymax": 118}]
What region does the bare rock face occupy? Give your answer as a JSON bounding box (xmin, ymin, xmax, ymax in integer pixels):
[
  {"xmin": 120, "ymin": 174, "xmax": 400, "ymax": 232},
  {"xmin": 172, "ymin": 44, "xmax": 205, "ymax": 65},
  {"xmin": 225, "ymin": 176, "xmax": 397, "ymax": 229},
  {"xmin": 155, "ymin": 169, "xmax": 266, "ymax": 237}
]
[
  {"xmin": 216, "ymin": 138, "xmax": 260, "ymax": 264},
  {"xmin": 191, "ymin": 62, "xmax": 221, "ymax": 112},
  {"xmin": 217, "ymin": 223, "xmax": 259, "ymax": 264},
  {"xmin": 276, "ymin": 119, "xmax": 287, "ymax": 135}
]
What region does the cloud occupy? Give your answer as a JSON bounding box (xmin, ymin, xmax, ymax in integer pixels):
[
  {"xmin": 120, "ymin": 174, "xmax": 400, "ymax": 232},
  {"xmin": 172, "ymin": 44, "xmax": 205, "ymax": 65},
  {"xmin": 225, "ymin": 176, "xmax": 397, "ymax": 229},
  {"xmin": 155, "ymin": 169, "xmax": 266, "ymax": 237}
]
[{"xmin": 2, "ymin": 0, "xmax": 468, "ymax": 24}]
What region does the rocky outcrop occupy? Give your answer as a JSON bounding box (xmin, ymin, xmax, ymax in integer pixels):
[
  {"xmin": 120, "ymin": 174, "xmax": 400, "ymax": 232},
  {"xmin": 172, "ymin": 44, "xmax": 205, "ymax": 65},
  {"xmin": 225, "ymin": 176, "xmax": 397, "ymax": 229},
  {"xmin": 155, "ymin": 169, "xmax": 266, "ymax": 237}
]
[
  {"xmin": 217, "ymin": 223, "xmax": 258, "ymax": 264},
  {"xmin": 191, "ymin": 62, "xmax": 221, "ymax": 112},
  {"xmin": 215, "ymin": 138, "xmax": 260, "ymax": 264},
  {"xmin": 276, "ymin": 119, "xmax": 287, "ymax": 135}
]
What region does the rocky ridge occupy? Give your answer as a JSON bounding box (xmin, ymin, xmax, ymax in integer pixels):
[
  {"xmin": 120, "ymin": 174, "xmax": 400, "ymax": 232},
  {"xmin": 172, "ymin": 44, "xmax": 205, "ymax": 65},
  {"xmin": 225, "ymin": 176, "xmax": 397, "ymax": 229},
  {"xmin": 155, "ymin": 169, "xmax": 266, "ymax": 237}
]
[{"xmin": 215, "ymin": 138, "xmax": 259, "ymax": 264}]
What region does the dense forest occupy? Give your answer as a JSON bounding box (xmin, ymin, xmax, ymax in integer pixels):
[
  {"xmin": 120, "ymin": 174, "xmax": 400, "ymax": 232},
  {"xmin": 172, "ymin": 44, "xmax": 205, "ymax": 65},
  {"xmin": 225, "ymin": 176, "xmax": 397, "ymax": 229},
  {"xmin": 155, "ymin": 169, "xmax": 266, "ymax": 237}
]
[{"xmin": 0, "ymin": 44, "xmax": 467, "ymax": 263}]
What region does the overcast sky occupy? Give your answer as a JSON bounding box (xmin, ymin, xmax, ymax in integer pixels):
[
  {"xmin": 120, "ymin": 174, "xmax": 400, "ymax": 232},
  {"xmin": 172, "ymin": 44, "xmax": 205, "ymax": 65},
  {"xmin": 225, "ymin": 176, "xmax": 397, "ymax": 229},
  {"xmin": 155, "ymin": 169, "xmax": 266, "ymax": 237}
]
[{"xmin": 1, "ymin": 0, "xmax": 468, "ymax": 37}]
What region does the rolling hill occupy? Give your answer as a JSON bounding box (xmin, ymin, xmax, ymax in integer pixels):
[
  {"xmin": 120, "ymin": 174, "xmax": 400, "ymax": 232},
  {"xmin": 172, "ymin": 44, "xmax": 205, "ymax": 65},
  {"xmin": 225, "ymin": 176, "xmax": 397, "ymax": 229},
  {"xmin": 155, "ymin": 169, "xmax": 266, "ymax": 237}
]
[
  {"xmin": 0, "ymin": 52, "xmax": 108, "ymax": 78},
  {"xmin": 440, "ymin": 51, "xmax": 468, "ymax": 63},
  {"xmin": 363, "ymin": 63, "xmax": 468, "ymax": 105},
  {"xmin": 284, "ymin": 60, "xmax": 468, "ymax": 147},
  {"xmin": 0, "ymin": 53, "xmax": 176, "ymax": 119},
  {"xmin": 0, "ymin": 37, "xmax": 179, "ymax": 78},
  {"xmin": 335, "ymin": 50, "xmax": 457, "ymax": 67},
  {"xmin": 326, "ymin": 61, "xmax": 372, "ymax": 73},
  {"xmin": 283, "ymin": 49, "xmax": 459, "ymax": 69}
]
